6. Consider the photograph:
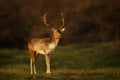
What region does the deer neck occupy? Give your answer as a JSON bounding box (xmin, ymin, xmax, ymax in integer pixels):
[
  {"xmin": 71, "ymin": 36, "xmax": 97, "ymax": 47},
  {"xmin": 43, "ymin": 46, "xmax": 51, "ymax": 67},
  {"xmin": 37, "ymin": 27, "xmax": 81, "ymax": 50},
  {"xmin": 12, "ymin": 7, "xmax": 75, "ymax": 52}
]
[{"xmin": 50, "ymin": 35, "xmax": 60, "ymax": 44}]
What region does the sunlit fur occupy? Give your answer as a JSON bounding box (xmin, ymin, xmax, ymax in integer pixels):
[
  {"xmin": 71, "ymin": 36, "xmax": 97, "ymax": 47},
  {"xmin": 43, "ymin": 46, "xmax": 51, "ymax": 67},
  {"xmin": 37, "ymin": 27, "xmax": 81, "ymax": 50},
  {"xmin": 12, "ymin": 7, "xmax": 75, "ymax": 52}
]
[{"xmin": 28, "ymin": 27, "xmax": 65, "ymax": 74}]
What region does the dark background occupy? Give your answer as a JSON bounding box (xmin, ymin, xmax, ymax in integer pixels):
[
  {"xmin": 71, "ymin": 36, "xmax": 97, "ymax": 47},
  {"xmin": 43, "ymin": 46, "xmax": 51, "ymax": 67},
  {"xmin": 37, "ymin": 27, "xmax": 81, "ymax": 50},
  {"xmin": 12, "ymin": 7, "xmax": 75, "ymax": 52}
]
[{"xmin": 0, "ymin": 0, "xmax": 120, "ymax": 48}]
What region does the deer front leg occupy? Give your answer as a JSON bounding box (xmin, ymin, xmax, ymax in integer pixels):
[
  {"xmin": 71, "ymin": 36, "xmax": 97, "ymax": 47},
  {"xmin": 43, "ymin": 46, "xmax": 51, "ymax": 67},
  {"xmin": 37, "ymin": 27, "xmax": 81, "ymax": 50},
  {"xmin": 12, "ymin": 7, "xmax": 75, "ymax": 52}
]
[{"xmin": 45, "ymin": 54, "xmax": 51, "ymax": 74}]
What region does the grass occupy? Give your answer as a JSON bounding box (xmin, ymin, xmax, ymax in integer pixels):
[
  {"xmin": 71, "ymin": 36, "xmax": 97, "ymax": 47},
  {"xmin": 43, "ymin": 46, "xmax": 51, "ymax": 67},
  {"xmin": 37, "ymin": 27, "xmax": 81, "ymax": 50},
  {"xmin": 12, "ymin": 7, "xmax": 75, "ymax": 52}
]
[{"xmin": 0, "ymin": 41, "xmax": 120, "ymax": 80}]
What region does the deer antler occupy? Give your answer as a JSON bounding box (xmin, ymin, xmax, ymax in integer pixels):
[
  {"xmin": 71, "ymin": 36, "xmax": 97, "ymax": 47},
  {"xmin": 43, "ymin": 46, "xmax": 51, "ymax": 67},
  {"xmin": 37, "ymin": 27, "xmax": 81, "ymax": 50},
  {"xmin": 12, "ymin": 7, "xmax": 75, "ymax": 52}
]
[
  {"xmin": 59, "ymin": 12, "xmax": 65, "ymax": 29},
  {"xmin": 42, "ymin": 13, "xmax": 52, "ymax": 29}
]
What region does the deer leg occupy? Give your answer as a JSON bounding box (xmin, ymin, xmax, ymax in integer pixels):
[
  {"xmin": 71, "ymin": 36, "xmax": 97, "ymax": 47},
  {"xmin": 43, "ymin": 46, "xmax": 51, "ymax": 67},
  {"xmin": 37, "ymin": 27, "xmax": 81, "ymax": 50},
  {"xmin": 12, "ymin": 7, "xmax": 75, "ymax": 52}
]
[
  {"xmin": 30, "ymin": 51, "xmax": 35, "ymax": 74},
  {"xmin": 33, "ymin": 54, "xmax": 37, "ymax": 74},
  {"xmin": 45, "ymin": 54, "xmax": 51, "ymax": 74},
  {"xmin": 30, "ymin": 56, "xmax": 33, "ymax": 74}
]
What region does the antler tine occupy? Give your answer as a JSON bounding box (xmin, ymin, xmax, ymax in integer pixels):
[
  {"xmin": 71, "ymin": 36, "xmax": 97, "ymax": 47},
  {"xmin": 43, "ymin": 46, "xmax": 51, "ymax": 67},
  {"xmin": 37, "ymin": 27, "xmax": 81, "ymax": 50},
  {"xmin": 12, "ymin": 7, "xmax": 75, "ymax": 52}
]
[
  {"xmin": 42, "ymin": 13, "xmax": 51, "ymax": 29},
  {"xmin": 59, "ymin": 12, "xmax": 65, "ymax": 29}
]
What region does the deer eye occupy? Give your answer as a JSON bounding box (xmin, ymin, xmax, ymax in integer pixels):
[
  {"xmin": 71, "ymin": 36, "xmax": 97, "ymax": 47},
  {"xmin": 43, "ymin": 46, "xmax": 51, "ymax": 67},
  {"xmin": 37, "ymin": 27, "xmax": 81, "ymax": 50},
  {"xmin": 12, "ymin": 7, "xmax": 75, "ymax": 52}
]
[{"xmin": 57, "ymin": 30, "xmax": 61, "ymax": 33}]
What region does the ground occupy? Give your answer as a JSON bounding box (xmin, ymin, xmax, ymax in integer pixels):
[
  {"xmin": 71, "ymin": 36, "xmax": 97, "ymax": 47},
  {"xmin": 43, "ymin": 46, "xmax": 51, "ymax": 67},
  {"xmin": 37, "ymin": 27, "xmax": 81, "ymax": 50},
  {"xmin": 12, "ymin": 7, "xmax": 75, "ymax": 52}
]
[{"xmin": 0, "ymin": 41, "xmax": 120, "ymax": 80}]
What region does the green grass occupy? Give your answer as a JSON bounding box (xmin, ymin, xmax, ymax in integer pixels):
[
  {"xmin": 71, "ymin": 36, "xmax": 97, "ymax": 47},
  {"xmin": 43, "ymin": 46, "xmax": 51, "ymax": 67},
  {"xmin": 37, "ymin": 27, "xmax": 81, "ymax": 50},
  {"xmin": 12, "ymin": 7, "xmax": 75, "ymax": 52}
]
[{"xmin": 0, "ymin": 41, "xmax": 120, "ymax": 80}]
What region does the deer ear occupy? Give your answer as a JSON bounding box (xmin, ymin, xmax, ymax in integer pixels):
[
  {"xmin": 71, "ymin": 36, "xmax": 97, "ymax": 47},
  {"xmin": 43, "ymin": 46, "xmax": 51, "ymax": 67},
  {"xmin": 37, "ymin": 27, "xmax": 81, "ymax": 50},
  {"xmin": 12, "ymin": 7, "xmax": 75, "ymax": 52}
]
[{"xmin": 61, "ymin": 28, "xmax": 65, "ymax": 32}]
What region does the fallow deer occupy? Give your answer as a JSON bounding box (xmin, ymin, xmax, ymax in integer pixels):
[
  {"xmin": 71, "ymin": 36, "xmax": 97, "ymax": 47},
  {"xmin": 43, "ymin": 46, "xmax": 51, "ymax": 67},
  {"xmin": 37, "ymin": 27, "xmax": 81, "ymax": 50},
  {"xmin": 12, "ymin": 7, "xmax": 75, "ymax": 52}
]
[{"xmin": 28, "ymin": 13, "xmax": 65, "ymax": 74}]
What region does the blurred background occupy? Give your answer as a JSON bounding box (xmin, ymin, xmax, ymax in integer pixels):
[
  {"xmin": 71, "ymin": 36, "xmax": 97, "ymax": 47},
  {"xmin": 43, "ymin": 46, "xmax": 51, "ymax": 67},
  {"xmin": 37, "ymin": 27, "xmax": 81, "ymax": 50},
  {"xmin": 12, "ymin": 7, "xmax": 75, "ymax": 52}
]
[{"xmin": 0, "ymin": 0, "xmax": 120, "ymax": 48}]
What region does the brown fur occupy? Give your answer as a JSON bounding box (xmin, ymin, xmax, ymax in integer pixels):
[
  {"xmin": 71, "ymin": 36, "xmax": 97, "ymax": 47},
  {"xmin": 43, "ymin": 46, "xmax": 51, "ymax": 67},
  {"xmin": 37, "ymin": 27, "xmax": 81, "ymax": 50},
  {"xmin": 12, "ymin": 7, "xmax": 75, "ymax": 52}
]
[{"xmin": 28, "ymin": 13, "xmax": 65, "ymax": 74}]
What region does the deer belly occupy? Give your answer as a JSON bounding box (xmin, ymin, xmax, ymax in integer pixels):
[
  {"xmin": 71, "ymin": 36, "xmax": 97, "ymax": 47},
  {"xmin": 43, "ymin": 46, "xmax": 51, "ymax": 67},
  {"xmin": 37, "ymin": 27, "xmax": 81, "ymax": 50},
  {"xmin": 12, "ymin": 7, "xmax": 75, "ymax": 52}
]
[
  {"xmin": 34, "ymin": 47, "xmax": 52, "ymax": 55},
  {"xmin": 37, "ymin": 50, "xmax": 45, "ymax": 55},
  {"xmin": 34, "ymin": 46, "xmax": 45, "ymax": 55}
]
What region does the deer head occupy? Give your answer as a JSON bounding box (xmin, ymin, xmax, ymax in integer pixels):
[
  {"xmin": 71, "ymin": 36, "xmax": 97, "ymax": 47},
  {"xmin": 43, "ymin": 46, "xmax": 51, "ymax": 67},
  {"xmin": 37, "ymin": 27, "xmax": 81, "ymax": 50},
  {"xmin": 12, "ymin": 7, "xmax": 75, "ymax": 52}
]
[{"xmin": 41, "ymin": 12, "xmax": 65, "ymax": 39}]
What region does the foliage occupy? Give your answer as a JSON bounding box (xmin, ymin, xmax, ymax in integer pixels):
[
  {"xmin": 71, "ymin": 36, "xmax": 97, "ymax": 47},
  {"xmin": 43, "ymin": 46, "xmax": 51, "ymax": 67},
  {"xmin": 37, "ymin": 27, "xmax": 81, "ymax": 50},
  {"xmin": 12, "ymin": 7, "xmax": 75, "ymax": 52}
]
[{"xmin": 0, "ymin": 0, "xmax": 120, "ymax": 48}]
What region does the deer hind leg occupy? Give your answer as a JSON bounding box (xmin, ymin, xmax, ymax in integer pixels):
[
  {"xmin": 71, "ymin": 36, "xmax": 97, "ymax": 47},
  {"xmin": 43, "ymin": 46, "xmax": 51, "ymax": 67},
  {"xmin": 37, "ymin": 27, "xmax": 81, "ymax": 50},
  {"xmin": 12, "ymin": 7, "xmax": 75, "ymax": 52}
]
[
  {"xmin": 30, "ymin": 51, "xmax": 38, "ymax": 74},
  {"xmin": 45, "ymin": 54, "xmax": 51, "ymax": 74},
  {"xmin": 33, "ymin": 52, "xmax": 39, "ymax": 74},
  {"xmin": 30, "ymin": 54, "xmax": 33, "ymax": 74},
  {"xmin": 30, "ymin": 51, "xmax": 34, "ymax": 74},
  {"xmin": 31, "ymin": 52, "xmax": 39, "ymax": 74}
]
